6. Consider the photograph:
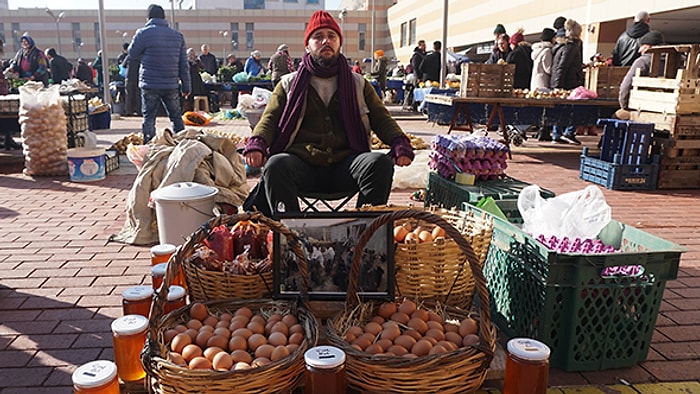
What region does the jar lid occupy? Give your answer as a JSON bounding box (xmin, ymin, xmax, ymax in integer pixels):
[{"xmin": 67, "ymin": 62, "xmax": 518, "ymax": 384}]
[
  {"xmin": 507, "ymin": 338, "xmax": 551, "ymax": 361},
  {"xmin": 72, "ymin": 360, "xmax": 117, "ymax": 388},
  {"xmin": 151, "ymin": 244, "xmax": 177, "ymax": 256},
  {"xmin": 150, "ymin": 182, "xmax": 218, "ymax": 202},
  {"xmin": 167, "ymin": 285, "xmax": 186, "ymax": 301},
  {"xmin": 151, "ymin": 263, "xmax": 167, "ymax": 276},
  {"xmin": 122, "ymin": 285, "xmax": 153, "ymax": 301},
  {"xmin": 111, "ymin": 314, "xmax": 149, "ymax": 336},
  {"xmin": 304, "ymin": 346, "xmax": 346, "ymax": 369}
]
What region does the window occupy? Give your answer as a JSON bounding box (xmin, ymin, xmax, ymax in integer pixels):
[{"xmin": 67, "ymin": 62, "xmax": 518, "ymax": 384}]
[
  {"xmin": 0, "ymin": 23, "xmax": 4, "ymax": 56},
  {"xmin": 94, "ymin": 23, "xmax": 100, "ymax": 53},
  {"xmin": 307, "ymin": 0, "xmax": 319, "ymax": 3},
  {"xmin": 358, "ymin": 23, "xmax": 366, "ymax": 51},
  {"xmin": 400, "ymin": 22, "xmax": 407, "ymax": 47},
  {"xmin": 11, "ymin": 23, "xmax": 20, "ymax": 52},
  {"xmin": 283, "ymin": 0, "xmax": 297, "ymax": 2},
  {"xmin": 246, "ymin": 23, "xmax": 254, "ymax": 50},
  {"xmin": 230, "ymin": 23, "xmax": 239, "ymax": 51},
  {"xmin": 244, "ymin": 0, "xmax": 265, "ymax": 9},
  {"xmin": 409, "ymin": 18, "xmax": 416, "ymax": 46},
  {"xmin": 71, "ymin": 23, "xmax": 83, "ymax": 56}
]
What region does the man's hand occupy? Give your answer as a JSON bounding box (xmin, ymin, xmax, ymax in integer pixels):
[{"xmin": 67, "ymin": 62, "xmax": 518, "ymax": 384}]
[
  {"xmin": 245, "ymin": 151, "xmax": 265, "ymax": 168},
  {"xmin": 395, "ymin": 156, "xmax": 412, "ymax": 167}
]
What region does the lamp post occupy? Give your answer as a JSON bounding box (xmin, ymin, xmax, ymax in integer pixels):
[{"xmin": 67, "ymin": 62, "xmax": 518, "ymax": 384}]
[
  {"xmin": 339, "ymin": 9, "xmax": 347, "ymax": 52},
  {"xmin": 116, "ymin": 30, "xmax": 129, "ymax": 44},
  {"xmin": 46, "ymin": 8, "xmax": 65, "ymax": 52},
  {"xmin": 219, "ymin": 30, "xmax": 229, "ymax": 59}
]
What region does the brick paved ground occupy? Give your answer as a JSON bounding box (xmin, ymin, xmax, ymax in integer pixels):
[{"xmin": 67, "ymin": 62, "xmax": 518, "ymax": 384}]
[{"xmin": 0, "ymin": 106, "xmax": 698, "ymax": 392}]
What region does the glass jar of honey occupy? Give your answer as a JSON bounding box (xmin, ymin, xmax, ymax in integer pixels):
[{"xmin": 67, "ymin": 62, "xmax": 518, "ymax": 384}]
[
  {"xmin": 111, "ymin": 315, "xmax": 149, "ymax": 383},
  {"xmin": 150, "ymin": 244, "xmax": 176, "ymax": 265},
  {"xmin": 164, "ymin": 285, "xmax": 186, "ymax": 314},
  {"xmin": 503, "ymin": 338, "xmax": 551, "ymax": 394},
  {"xmin": 72, "ymin": 360, "xmax": 120, "ymax": 394},
  {"xmin": 121, "ymin": 285, "xmax": 153, "ymax": 318},
  {"xmin": 151, "ymin": 263, "xmax": 167, "ymax": 290},
  {"xmin": 304, "ymin": 346, "xmax": 346, "ymax": 394}
]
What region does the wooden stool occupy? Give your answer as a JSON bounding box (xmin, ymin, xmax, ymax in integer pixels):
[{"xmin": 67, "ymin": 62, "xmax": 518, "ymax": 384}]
[{"xmin": 193, "ymin": 96, "xmax": 209, "ymax": 113}]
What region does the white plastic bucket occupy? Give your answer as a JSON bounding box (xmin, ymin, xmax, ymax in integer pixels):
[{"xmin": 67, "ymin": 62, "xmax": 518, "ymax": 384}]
[
  {"xmin": 67, "ymin": 148, "xmax": 106, "ymax": 182},
  {"xmin": 150, "ymin": 182, "xmax": 218, "ymax": 246}
]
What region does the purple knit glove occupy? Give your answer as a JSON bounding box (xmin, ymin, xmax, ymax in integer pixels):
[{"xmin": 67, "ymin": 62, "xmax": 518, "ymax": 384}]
[
  {"xmin": 389, "ymin": 135, "xmax": 415, "ymax": 161},
  {"xmin": 242, "ymin": 135, "xmax": 269, "ymax": 158}
]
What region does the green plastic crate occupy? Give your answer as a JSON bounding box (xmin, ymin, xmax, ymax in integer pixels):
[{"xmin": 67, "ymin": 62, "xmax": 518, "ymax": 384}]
[
  {"xmin": 465, "ymin": 204, "xmax": 686, "ymax": 371},
  {"xmin": 463, "ymin": 199, "xmax": 523, "ymax": 224},
  {"xmin": 425, "ymin": 172, "xmax": 555, "ymax": 210}
]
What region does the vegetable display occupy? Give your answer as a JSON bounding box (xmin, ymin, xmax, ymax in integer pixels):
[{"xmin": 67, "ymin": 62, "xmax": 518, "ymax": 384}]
[
  {"xmin": 189, "ymin": 223, "xmax": 272, "ymax": 276},
  {"xmin": 429, "ymin": 134, "xmax": 509, "ymax": 181}
]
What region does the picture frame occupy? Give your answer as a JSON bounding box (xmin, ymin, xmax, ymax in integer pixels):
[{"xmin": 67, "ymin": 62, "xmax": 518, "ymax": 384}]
[{"xmin": 273, "ymin": 211, "xmax": 395, "ymax": 301}]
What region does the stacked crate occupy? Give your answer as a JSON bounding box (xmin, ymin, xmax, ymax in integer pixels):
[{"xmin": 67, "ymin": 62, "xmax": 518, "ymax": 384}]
[
  {"xmin": 459, "ymin": 63, "xmax": 514, "ymax": 98},
  {"xmin": 60, "ymin": 93, "xmax": 89, "ymax": 148},
  {"xmin": 628, "ymin": 44, "xmax": 700, "ymax": 189},
  {"xmin": 584, "ymin": 66, "xmax": 630, "ymax": 100}
]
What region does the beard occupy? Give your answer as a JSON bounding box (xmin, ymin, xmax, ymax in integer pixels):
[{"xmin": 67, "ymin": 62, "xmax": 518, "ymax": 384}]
[{"xmin": 312, "ymin": 51, "xmax": 339, "ymax": 68}]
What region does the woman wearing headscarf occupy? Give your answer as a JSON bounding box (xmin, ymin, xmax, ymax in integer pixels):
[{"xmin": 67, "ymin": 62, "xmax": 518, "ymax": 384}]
[
  {"xmin": 9, "ymin": 35, "xmax": 49, "ymax": 87},
  {"xmin": 245, "ymin": 50, "xmax": 265, "ymax": 77}
]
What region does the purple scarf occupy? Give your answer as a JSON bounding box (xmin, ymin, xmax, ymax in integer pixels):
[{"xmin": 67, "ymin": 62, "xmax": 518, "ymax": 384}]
[{"xmin": 271, "ymin": 52, "xmax": 367, "ymax": 154}]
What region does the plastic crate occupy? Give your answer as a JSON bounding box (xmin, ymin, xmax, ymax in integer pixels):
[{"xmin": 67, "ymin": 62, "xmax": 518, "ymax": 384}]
[
  {"xmin": 463, "ymin": 199, "xmax": 523, "ymax": 225},
  {"xmin": 105, "ymin": 150, "xmax": 119, "ymax": 174},
  {"xmin": 88, "ymin": 110, "xmax": 111, "ymax": 130},
  {"xmin": 425, "ymin": 172, "xmax": 555, "ymax": 209},
  {"xmin": 580, "ymin": 147, "xmax": 659, "ymax": 190},
  {"xmin": 597, "ymin": 119, "xmax": 654, "ymax": 164},
  {"xmin": 473, "ymin": 205, "xmax": 686, "ymax": 371}
]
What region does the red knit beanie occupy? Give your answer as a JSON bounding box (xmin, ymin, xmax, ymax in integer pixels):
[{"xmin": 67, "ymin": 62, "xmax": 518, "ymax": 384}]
[
  {"xmin": 509, "ymin": 31, "xmax": 524, "ymax": 45},
  {"xmin": 304, "ymin": 10, "xmax": 343, "ymax": 46}
]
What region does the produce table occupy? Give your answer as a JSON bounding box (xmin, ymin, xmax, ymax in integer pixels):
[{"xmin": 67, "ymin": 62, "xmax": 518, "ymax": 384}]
[
  {"xmin": 386, "ymin": 79, "xmax": 405, "ymax": 103},
  {"xmin": 207, "ymin": 81, "xmax": 273, "ymax": 108},
  {"xmin": 425, "ymin": 94, "xmax": 619, "ymax": 134}
]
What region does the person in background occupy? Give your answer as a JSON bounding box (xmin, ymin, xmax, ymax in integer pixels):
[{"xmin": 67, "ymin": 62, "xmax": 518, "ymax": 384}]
[
  {"xmin": 553, "ymin": 16, "xmax": 567, "ymax": 41},
  {"xmin": 351, "ymin": 60, "xmax": 363, "ymax": 74},
  {"xmin": 242, "ymin": 10, "xmax": 414, "ymax": 216},
  {"xmin": 245, "ymin": 50, "xmax": 265, "ymax": 77},
  {"xmin": 371, "ymin": 49, "xmax": 388, "ymax": 97},
  {"xmin": 9, "ymin": 34, "xmax": 49, "ymax": 87},
  {"xmin": 418, "ymin": 40, "xmax": 442, "ymax": 83},
  {"xmin": 486, "ymin": 34, "xmax": 510, "ymax": 65},
  {"xmin": 44, "ymin": 48, "xmax": 72, "ymax": 84},
  {"xmin": 268, "ymin": 44, "xmax": 295, "ymax": 87},
  {"xmin": 226, "ymin": 53, "xmax": 244, "ymax": 74},
  {"xmin": 183, "ymin": 48, "xmax": 206, "ymax": 113},
  {"xmin": 128, "ymin": 4, "xmax": 191, "ymax": 143},
  {"xmin": 550, "ymin": 19, "xmax": 584, "ymax": 145},
  {"xmin": 72, "ymin": 58, "xmax": 94, "ymax": 86},
  {"xmin": 617, "ymin": 30, "xmax": 664, "ymax": 117},
  {"xmin": 199, "ymin": 44, "xmax": 218, "ymax": 75},
  {"xmin": 0, "ymin": 63, "xmax": 21, "ymax": 150},
  {"xmin": 530, "ymin": 28, "xmax": 555, "ymax": 92},
  {"xmin": 92, "ymin": 50, "xmax": 103, "ymax": 86},
  {"xmin": 122, "ymin": 53, "xmax": 141, "ymax": 116},
  {"xmin": 409, "ymin": 39, "xmax": 426, "ymax": 83},
  {"xmin": 506, "ymin": 29, "xmax": 533, "ymax": 89},
  {"xmin": 493, "ymin": 23, "xmax": 507, "ymax": 44},
  {"xmin": 117, "ymin": 42, "xmax": 129, "ymax": 66},
  {"xmin": 612, "ymin": 11, "xmax": 651, "ymax": 67}
]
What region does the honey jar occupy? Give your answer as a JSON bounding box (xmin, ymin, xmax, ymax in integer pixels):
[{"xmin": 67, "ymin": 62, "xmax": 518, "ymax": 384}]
[
  {"xmin": 164, "ymin": 285, "xmax": 186, "ymax": 314},
  {"xmin": 121, "ymin": 285, "xmax": 153, "ymax": 318},
  {"xmin": 72, "ymin": 360, "xmax": 120, "ymax": 394},
  {"xmin": 304, "ymin": 346, "xmax": 346, "ymax": 394},
  {"xmin": 151, "ymin": 263, "xmax": 167, "ymax": 290},
  {"xmin": 150, "ymin": 244, "xmax": 176, "ymax": 265},
  {"xmin": 503, "ymin": 338, "xmax": 551, "ymax": 394},
  {"xmin": 111, "ymin": 315, "xmax": 149, "ymax": 383}
]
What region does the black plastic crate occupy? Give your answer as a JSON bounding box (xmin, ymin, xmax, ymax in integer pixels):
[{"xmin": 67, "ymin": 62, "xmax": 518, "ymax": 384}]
[
  {"xmin": 580, "ymin": 147, "xmax": 659, "ymax": 190},
  {"xmin": 105, "ymin": 150, "xmax": 119, "ymax": 174},
  {"xmin": 597, "ymin": 119, "xmax": 654, "ymax": 165}
]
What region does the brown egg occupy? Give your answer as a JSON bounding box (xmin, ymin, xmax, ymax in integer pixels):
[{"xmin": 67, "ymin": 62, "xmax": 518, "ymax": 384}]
[
  {"xmin": 352, "ymin": 336, "xmax": 372, "ymax": 350},
  {"xmin": 228, "ymin": 335, "xmax": 248, "ymax": 352},
  {"xmin": 411, "ymin": 339, "xmax": 433, "ymax": 356},
  {"xmin": 402, "ymin": 222, "xmax": 413, "ymax": 232},
  {"xmin": 380, "ymin": 326, "xmax": 401, "ymax": 341},
  {"xmin": 286, "ymin": 344, "xmax": 300, "ymax": 354},
  {"xmin": 214, "ymin": 327, "xmax": 231, "ymax": 339},
  {"xmin": 181, "ymin": 344, "xmax": 203, "ymax": 362},
  {"xmin": 358, "ymin": 332, "xmax": 376, "ymax": 342},
  {"xmin": 390, "ymin": 312, "xmax": 410, "ymax": 325},
  {"xmin": 288, "ymin": 332, "xmax": 304, "ymax": 345},
  {"xmin": 231, "ymin": 349, "xmax": 253, "ymax": 364},
  {"xmin": 382, "ymin": 321, "xmax": 400, "ymax": 330},
  {"xmin": 428, "ymin": 312, "xmax": 444, "ymax": 324},
  {"xmin": 199, "ymin": 325, "xmax": 214, "ymax": 333},
  {"xmin": 186, "ymin": 319, "xmax": 203, "ymax": 330},
  {"xmin": 376, "ymin": 338, "xmax": 393, "ymax": 351},
  {"xmin": 350, "ymin": 344, "xmax": 363, "ymax": 352},
  {"xmin": 425, "ymin": 328, "xmax": 446, "ymax": 341},
  {"xmin": 268, "ymin": 313, "xmax": 283, "ymax": 323},
  {"xmin": 370, "ymin": 315, "xmax": 385, "ymax": 325},
  {"xmin": 431, "ymin": 226, "xmax": 446, "ymax": 239},
  {"xmin": 404, "ymin": 329, "xmax": 423, "ymax": 341},
  {"xmin": 233, "ymin": 361, "xmax": 252, "ymax": 370},
  {"xmin": 445, "ymin": 331, "xmax": 463, "ymax": 347},
  {"xmin": 207, "ymin": 335, "xmax": 229, "ymax": 351},
  {"xmin": 270, "ymin": 345, "xmax": 290, "ymax": 362},
  {"xmin": 404, "ymin": 232, "xmax": 419, "ymax": 243},
  {"xmin": 459, "ymin": 318, "xmax": 478, "ymax": 337},
  {"xmin": 248, "ymin": 333, "xmax": 267, "ymax": 351},
  {"xmin": 168, "ymin": 352, "xmax": 187, "ymax": 366},
  {"xmin": 411, "ymin": 309, "xmax": 430, "ymax": 322},
  {"xmin": 378, "ymin": 302, "xmax": 398, "ymax": 319},
  {"xmin": 250, "ymin": 315, "xmax": 266, "ymax": 326},
  {"xmin": 344, "ymin": 333, "xmax": 356, "ymax": 344},
  {"xmin": 402, "ymin": 353, "xmax": 418, "ymax": 359},
  {"xmin": 189, "ymin": 303, "xmax": 208, "ymax": 321},
  {"xmin": 212, "ymin": 351, "xmax": 233, "ymax": 371},
  {"xmin": 235, "ymin": 307, "xmax": 253, "ymax": 319},
  {"xmin": 184, "ymin": 328, "xmax": 199, "ymax": 340},
  {"xmin": 429, "ymin": 344, "xmax": 448, "ymax": 355},
  {"xmin": 247, "ymin": 321, "xmax": 265, "ymax": 335},
  {"xmin": 203, "ymin": 346, "xmax": 224, "ymax": 361},
  {"xmin": 393, "ymin": 335, "xmax": 417, "ymax": 352},
  {"xmin": 171, "ymin": 333, "xmax": 192, "ymax": 353},
  {"xmin": 203, "ymin": 316, "xmax": 219, "ymax": 328},
  {"xmin": 364, "ymin": 321, "xmax": 383, "ymax": 336},
  {"xmin": 268, "ymin": 332, "xmax": 288, "ymax": 347},
  {"xmin": 407, "ymin": 318, "xmax": 429, "ymax": 334},
  {"xmin": 347, "ymin": 326, "xmax": 364, "ymax": 337},
  {"xmin": 164, "ymin": 329, "xmax": 179, "ymax": 344},
  {"xmin": 437, "ymin": 340, "xmax": 459, "ymax": 352},
  {"xmin": 394, "ymin": 225, "xmax": 409, "ymax": 242},
  {"xmin": 444, "ymin": 323, "xmax": 460, "ymax": 333},
  {"xmin": 398, "ymin": 300, "xmax": 417, "ymax": 315},
  {"xmin": 412, "ymin": 225, "xmax": 423, "ymax": 235},
  {"xmin": 365, "ymin": 343, "xmax": 384, "ymax": 355},
  {"xmin": 252, "ymin": 357, "xmax": 271, "ymax": 368},
  {"xmin": 232, "ymin": 328, "xmax": 253, "ymax": 339},
  {"xmin": 188, "ymin": 356, "xmax": 212, "ymax": 370},
  {"xmin": 418, "ymin": 230, "xmax": 433, "ymax": 243},
  {"xmin": 462, "ymin": 334, "xmax": 480, "ymax": 347},
  {"xmin": 229, "ymin": 317, "xmax": 249, "ymax": 331},
  {"xmin": 422, "ymin": 336, "xmax": 438, "ymax": 345},
  {"xmin": 270, "ymin": 321, "xmax": 289, "ymax": 336},
  {"xmin": 289, "ymin": 324, "xmax": 304, "ymax": 335},
  {"xmin": 219, "ymin": 312, "xmax": 233, "ymax": 322},
  {"xmin": 426, "ymin": 321, "xmax": 444, "ymax": 332},
  {"xmin": 216, "ymin": 320, "xmax": 230, "ymax": 329},
  {"xmin": 282, "ymin": 314, "xmax": 298, "ymax": 327},
  {"xmin": 174, "ymin": 324, "xmax": 188, "ymax": 333},
  {"xmin": 386, "ymin": 345, "xmax": 409, "ymax": 356},
  {"xmin": 195, "ymin": 330, "xmax": 214, "ymax": 348}
]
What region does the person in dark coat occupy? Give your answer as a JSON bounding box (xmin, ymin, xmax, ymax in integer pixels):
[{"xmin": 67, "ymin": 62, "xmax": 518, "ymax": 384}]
[
  {"xmin": 44, "ymin": 48, "xmax": 72, "ymax": 84},
  {"xmin": 183, "ymin": 47, "xmax": 207, "ymax": 112},
  {"xmin": 418, "ymin": 40, "xmax": 442, "ymax": 83},
  {"xmin": 553, "ymin": 16, "xmax": 567, "ymax": 40},
  {"xmin": 486, "ymin": 34, "xmax": 511, "ymax": 65},
  {"xmin": 505, "ymin": 30, "xmax": 533, "ymax": 89},
  {"xmin": 550, "ymin": 19, "xmax": 583, "ymax": 144},
  {"xmin": 618, "ymin": 30, "xmax": 664, "ymax": 114},
  {"xmin": 122, "ymin": 54, "xmax": 142, "ymax": 116},
  {"xmin": 409, "ymin": 40, "xmax": 426, "ymax": 82},
  {"xmin": 73, "ymin": 58, "xmax": 94, "ymax": 86},
  {"xmin": 612, "ymin": 11, "xmax": 651, "ymax": 67},
  {"xmin": 199, "ymin": 44, "xmax": 218, "ymax": 75}
]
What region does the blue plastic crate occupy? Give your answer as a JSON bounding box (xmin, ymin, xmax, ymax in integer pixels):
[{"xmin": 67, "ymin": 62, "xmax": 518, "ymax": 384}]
[
  {"xmin": 580, "ymin": 147, "xmax": 659, "ymax": 190},
  {"xmin": 88, "ymin": 110, "xmax": 111, "ymax": 130},
  {"xmin": 597, "ymin": 118, "xmax": 653, "ymax": 165}
]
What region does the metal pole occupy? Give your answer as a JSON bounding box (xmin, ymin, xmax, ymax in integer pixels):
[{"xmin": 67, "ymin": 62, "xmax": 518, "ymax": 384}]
[
  {"xmin": 55, "ymin": 21, "xmax": 61, "ymax": 52},
  {"xmin": 370, "ymin": 0, "xmax": 375, "ymax": 70},
  {"xmin": 440, "ymin": 0, "xmax": 448, "ymax": 88},
  {"xmin": 98, "ymin": 0, "xmax": 110, "ymax": 105},
  {"xmin": 170, "ymin": 0, "xmax": 176, "ymax": 29}
]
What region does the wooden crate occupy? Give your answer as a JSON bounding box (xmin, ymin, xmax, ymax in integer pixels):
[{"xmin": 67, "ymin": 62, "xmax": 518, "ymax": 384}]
[
  {"xmin": 585, "ymin": 66, "xmax": 630, "ymax": 100},
  {"xmin": 459, "ymin": 63, "xmax": 514, "ymax": 98},
  {"xmin": 652, "ymin": 131, "xmax": 700, "ymax": 189},
  {"xmin": 631, "ymin": 111, "xmax": 700, "ymax": 136}
]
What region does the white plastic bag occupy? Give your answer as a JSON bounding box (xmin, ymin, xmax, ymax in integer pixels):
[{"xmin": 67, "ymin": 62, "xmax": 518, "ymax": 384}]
[
  {"xmin": 518, "ymin": 185, "xmax": 612, "ymax": 239},
  {"xmin": 251, "ymin": 87, "xmax": 272, "ymax": 105}
]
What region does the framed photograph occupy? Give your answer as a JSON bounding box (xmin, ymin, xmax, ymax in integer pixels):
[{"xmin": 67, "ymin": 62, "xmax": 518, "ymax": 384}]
[{"xmin": 273, "ymin": 211, "xmax": 395, "ymax": 301}]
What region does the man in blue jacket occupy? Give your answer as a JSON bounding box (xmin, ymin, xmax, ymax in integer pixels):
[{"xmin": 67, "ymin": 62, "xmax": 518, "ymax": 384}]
[{"xmin": 128, "ymin": 4, "xmax": 191, "ymax": 142}]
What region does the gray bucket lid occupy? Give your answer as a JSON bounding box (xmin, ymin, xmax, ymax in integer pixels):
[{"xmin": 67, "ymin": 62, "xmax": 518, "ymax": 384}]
[{"xmin": 150, "ymin": 182, "xmax": 218, "ymax": 202}]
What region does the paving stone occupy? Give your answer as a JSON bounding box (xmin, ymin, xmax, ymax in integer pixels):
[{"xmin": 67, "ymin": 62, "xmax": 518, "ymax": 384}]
[
  {"xmin": 642, "ymin": 360, "xmax": 700, "ymax": 381},
  {"xmin": 651, "ymin": 342, "xmax": 700, "ymax": 361},
  {"xmin": 0, "ymin": 366, "xmax": 51, "ymax": 387},
  {"xmin": 10, "ymin": 333, "xmax": 78, "ymax": 350},
  {"xmin": 28, "ymin": 348, "xmax": 101, "ymax": 367},
  {"xmin": 0, "ymin": 320, "xmax": 59, "ymax": 336}
]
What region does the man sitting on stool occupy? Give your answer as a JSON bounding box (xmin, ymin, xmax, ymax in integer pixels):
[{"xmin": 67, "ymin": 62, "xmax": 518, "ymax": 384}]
[
  {"xmin": 616, "ymin": 30, "xmax": 664, "ymax": 120},
  {"xmin": 242, "ymin": 10, "xmax": 414, "ymax": 216}
]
